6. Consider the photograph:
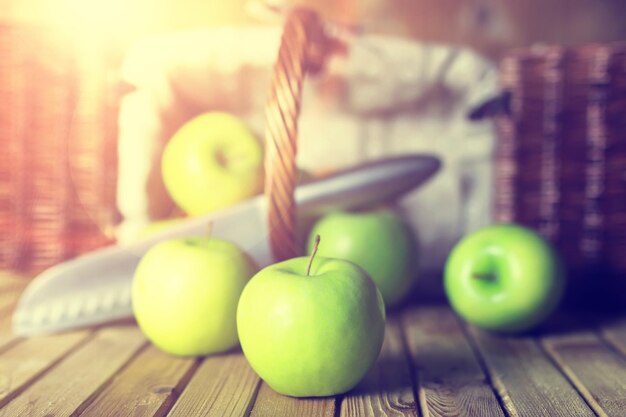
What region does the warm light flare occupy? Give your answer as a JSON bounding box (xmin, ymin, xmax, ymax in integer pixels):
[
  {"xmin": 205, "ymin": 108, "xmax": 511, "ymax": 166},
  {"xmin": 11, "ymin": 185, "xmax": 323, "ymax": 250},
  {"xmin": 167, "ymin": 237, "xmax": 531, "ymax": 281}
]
[
  {"xmin": 37, "ymin": 0, "xmax": 257, "ymax": 45},
  {"xmin": 46, "ymin": 0, "xmax": 149, "ymax": 44}
]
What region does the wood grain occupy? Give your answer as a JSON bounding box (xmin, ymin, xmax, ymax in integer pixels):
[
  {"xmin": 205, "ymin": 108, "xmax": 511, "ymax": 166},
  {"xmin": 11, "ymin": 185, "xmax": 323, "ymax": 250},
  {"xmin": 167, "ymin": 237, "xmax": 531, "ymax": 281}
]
[
  {"xmin": 403, "ymin": 306, "xmax": 505, "ymax": 417},
  {"xmin": 339, "ymin": 319, "xmax": 416, "ymax": 417},
  {"xmin": 80, "ymin": 344, "xmax": 199, "ymax": 417},
  {"xmin": 167, "ymin": 351, "xmax": 259, "ymax": 417},
  {"xmin": 249, "ymin": 383, "xmax": 336, "ymax": 417},
  {"xmin": 542, "ymin": 331, "xmax": 626, "ymax": 417},
  {"xmin": 0, "ymin": 330, "xmax": 90, "ymax": 408},
  {"xmin": 0, "ymin": 326, "xmax": 145, "ymax": 416},
  {"xmin": 468, "ymin": 326, "xmax": 595, "ymax": 417}
]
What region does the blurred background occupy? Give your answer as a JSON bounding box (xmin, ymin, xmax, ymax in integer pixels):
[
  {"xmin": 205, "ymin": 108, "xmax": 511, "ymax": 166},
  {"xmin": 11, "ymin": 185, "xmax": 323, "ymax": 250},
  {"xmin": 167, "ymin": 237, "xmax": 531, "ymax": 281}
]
[
  {"xmin": 1, "ymin": 0, "xmax": 625, "ymax": 305},
  {"xmin": 3, "ymin": 0, "xmax": 626, "ymax": 56}
]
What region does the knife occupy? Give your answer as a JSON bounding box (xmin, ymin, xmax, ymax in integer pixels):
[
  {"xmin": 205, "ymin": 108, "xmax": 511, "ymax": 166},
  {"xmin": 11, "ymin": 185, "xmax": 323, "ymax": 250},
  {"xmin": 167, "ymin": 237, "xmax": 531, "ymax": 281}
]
[{"xmin": 12, "ymin": 154, "xmax": 440, "ymax": 336}]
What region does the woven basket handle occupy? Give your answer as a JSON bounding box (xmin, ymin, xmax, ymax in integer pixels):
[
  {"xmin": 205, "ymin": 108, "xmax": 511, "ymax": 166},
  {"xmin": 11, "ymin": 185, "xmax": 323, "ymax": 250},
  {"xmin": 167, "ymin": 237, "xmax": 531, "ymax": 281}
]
[{"xmin": 264, "ymin": 9, "xmax": 339, "ymax": 261}]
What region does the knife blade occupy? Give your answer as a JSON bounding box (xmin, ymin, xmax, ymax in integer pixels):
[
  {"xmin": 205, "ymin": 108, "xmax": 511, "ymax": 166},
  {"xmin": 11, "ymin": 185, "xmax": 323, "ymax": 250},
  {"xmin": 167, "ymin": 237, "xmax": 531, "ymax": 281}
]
[{"xmin": 12, "ymin": 154, "xmax": 440, "ymax": 336}]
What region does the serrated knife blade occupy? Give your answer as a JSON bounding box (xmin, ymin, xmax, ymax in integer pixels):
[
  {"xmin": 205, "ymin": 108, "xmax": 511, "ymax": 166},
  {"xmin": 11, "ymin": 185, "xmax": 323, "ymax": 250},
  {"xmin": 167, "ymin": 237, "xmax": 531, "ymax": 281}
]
[{"xmin": 12, "ymin": 154, "xmax": 440, "ymax": 336}]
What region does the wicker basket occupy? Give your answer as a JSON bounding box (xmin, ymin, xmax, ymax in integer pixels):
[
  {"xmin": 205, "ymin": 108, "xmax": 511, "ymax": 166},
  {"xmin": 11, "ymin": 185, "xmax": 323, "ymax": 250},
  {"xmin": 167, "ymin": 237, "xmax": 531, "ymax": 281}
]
[
  {"xmin": 0, "ymin": 11, "xmax": 336, "ymax": 274},
  {"xmin": 0, "ymin": 25, "xmax": 119, "ymax": 274},
  {"xmin": 495, "ymin": 42, "xmax": 626, "ymax": 305},
  {"xmin": 4, "ymin": 11, "xmax": 626, "ymax": 310}
]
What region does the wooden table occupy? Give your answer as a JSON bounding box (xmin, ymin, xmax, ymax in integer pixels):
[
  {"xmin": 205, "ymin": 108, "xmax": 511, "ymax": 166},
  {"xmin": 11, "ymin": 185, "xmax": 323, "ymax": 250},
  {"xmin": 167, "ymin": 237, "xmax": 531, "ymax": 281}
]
[{"xmin": 1, "ymin": 272, "xmax": 626, "ymax": 417}]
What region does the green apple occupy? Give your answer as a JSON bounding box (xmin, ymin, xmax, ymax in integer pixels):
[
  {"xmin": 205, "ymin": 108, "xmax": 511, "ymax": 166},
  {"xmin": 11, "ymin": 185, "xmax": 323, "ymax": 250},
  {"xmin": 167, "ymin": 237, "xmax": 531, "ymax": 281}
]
[
  {"xmin": 162, "ymin": 112, "xmax": 263, "ymax": 216},
  {"xmin": 444, "ymin": 224, "xmax": 565, "ymax": 333},
  {"xmin": 237, "ymin": 238, "xmax": 385, "ymax": 397},
  {"xmin": 307, "ymin": 211, "xmax": 418, "ymax": 306},
  {"xmin": 132, "ymin": 237, "xmax": 256, "ymax": 356}
]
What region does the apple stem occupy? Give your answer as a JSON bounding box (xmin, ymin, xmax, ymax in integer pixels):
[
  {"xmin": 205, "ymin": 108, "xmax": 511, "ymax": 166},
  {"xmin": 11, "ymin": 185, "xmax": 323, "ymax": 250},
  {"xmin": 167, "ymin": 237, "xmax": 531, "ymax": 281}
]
[
  {"xmin": 306, "ymin": 235, "xmax": 321, "ymax": 276},
  {"xmin": 473, "ymin": 272, "xmax": 497, "ymax": 282}
]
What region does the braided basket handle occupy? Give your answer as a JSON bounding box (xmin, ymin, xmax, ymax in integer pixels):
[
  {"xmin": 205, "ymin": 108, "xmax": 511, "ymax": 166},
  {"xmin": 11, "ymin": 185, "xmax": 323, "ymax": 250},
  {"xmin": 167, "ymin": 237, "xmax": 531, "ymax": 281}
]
[{"xmin": 264, "ymin": 9, "xmax": 339, "ymax": 261}]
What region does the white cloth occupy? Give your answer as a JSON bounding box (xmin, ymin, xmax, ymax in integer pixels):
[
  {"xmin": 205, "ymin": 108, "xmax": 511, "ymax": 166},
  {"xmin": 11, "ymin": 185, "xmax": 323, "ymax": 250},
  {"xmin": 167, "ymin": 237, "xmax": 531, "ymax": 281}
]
[{"xmin": 117, "ymin": 26, "xmax": 499, "ymax": 297}]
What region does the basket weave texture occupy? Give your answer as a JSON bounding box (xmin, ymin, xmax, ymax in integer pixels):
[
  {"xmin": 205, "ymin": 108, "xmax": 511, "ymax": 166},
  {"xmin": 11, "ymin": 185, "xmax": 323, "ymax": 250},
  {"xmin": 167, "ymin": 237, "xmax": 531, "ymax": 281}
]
[
  {"xmin": 0, "ymin": 12, "xmax": 327, "ymax": 274},
  {"xmin": 0, "ymin": 25, "xmax": 118, "ymax": 273},
  {"xmin": 5, "ymin": 17, "xmax": 626, "ymax": 298},
  {"xmin": 496, "ymin": 42, "xmax": 626, "ymax": 298}
]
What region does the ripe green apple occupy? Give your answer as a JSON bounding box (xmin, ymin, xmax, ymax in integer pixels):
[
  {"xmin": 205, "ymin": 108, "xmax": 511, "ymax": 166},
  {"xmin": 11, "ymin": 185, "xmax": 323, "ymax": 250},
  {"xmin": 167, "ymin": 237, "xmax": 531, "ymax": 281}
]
[
  {"xmin": 161, "ymin": 112, "xmax": 263, "ymax": 216},
  {"xmin": 132, "ymin": 237, "xmax": 256, "ymax": 356},
  {"xmin": 444, "ymin": 224, "xmax": 565, "ymax": 333},
  {"xmin": 307, "ymin": 211, "xmax": 418, "ymax": 306},
  {"xmin": 236, "ymin": 245, "xmax": 386, "ymax": 397}
]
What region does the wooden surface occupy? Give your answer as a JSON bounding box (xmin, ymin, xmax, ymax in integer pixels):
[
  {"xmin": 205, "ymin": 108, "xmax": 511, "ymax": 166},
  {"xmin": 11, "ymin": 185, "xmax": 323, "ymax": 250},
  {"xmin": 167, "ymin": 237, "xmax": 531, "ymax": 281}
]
[{"xmin": 1, "ymin": 274, "xmax": 626, "ymax": 417}]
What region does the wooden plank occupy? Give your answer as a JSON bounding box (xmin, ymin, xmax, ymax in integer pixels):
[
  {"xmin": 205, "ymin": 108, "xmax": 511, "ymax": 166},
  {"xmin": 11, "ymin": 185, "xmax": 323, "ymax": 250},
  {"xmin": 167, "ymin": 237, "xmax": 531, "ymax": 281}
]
[
  {"xmin": 403, "ymin": 306, "xmax": 505, "ymax": 417},
  {"xmin": 602, "ymin": 317, "xmax": 626, "ymax": 357},
  {"xmin": 167, "ymin": 351, "xmax": 260, "ymax": 417},
  {"xmin": 0, "ymin": 277, "xmax": 27, "ymax": 312},
  {"xmin": 339, "ymin": 319, "xmax": 416, "ymax": 417},
  {"xmin": 0, "ymin": 331, "xmax": 20, "ymax": 352},
  {"xmin": 0, "ymin": 330, "xmax": 90, "ymax": 408},
  {"xmin": 542, "ymin": 331, "xmax": 626, "ymax": 417},
  {"xmin": 80, "ymin": 344, "xmax": 199, "ymax": 417},
  {"xmin": 468, "ymin": 326, "xmax": 596, "ymax": 417},
  {"xmin": 249, "ymin": 383, "xmax": 336, "ymax": 417},
  {"xmin": 0, "ymin": 278, "xmax": 29, "ymax": 350},
  {"xmin": 0, "ymin": 326, "xmax": 145, "ymax": 416},
  {"xmin": 0, "ymin": 292, "xmax": 21, "ymax": 316},
  {"xmin": 0, "ymin": 321, "xmax": 20, "ymax": 351},
  {"xmin": 0, "ymin": 271, "xmax": 30, "ymax": 294}
]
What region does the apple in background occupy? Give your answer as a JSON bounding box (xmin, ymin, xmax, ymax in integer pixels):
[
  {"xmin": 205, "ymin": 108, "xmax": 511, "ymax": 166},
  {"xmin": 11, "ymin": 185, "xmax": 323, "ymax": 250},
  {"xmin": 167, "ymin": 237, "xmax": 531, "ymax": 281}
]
[
  {"xmin": 237, "ymin": 236, "xmax": 385, "ymax": 397},
  {"xmin": 132, "ymin": 237, "xmax": 256, "ymax": 356},
  {"xmin": 444, "ymin": 224, "xmax": 565, "ymax": 333},
  {"xmin": 307, "ymin": 211, "xmax": 419, "ymax": 307},
  {"xmin": 162, "ymin": 112, "xmax": 263, "ymax": 216}
]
